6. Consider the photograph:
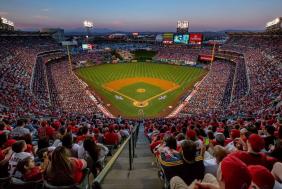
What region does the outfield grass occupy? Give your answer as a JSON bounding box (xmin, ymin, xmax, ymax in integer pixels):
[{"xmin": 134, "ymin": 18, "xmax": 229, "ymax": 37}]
[{"xmin": 76, "ymin": 62, "xmax": 207, "ymax": 118}]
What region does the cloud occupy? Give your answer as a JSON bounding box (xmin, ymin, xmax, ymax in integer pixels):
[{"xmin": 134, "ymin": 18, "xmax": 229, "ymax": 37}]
[
  {"xmin": 34, "ymin": 15, "xmax": 49, "ymax": 20},
  {"xmin": 41, "ymin": 8, "xmax": 49, "ymax": 12},
  {"xmin": 0, "ymin": 11, "xmax": 8, "ymax": 16}
]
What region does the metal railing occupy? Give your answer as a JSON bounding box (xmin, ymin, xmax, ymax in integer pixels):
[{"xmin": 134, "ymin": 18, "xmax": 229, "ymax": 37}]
[{"xmin": 92, "ymin": 122, "xmax": 140, "ymax": 188}]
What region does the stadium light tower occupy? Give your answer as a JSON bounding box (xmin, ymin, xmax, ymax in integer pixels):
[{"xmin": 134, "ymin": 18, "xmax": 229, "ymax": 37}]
[{"xmin": 83, "ymin": 20, "xmax": 93, "ymax": 41}]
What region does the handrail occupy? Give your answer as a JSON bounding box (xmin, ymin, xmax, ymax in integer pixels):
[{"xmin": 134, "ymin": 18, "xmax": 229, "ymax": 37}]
[{"xmin": 93, "ymin": 123, "xmax": 140, "ymax": 187}]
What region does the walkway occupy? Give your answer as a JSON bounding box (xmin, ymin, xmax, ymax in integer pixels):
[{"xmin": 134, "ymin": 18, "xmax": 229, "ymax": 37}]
[{"xmin": 102, "ymin": 125, "xmax": 162, "ymax": 189}]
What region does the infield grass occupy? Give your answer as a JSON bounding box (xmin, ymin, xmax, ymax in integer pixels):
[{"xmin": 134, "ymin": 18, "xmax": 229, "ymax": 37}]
[
  {"xmin": 118, "ymin": 82, "xmax": 163, "ymax": 101},
  {"xmin": 76, "ymin": 62, "xmax": 207, "ymax": 118}
]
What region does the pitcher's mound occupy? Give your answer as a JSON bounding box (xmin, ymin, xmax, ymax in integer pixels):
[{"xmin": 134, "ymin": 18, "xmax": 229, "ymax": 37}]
[{"xmin": 136, "ymin": 88, "xmax": 146, "ymax": 93}]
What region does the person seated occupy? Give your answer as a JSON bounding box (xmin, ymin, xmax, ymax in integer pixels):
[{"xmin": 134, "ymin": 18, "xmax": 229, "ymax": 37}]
[
  {"xmin": 37, "ymin": 121, "xmax": 55, "ymax": 141},
  {"xmin": 272, "ymin": 162, "xmax": 282, "ymax": 189},
  {"xmin": 156, "ymin": 136, "xmax": 183, "ymax": 181},
  {"xmin": 204, "ymin": 145, "xmax": 227, "ymax": 176},
  {"xmin": 178, "ymin": 140, "xmax": 205, "ymax": 186},
  {"xmin": 248, "ymin": 165, "xmax": 275, "ymax": 189},
  {"xmin": 170, "ymin": 155, "xmax": 252, "ymax": 189},
  {"xmin": 104, "ymin": 125, "xmax": 119, "ymax": 145},
  {"xmin": 10, "ymin": 119, "xmax": 31, "ymax": 139},
  {"xmin": 44, "ymin": 146, "xmax": 87, "ymax": 186},
  {"xmin": 16, "ymin": 153, "xmax": 48, "ymax": 181},
  {"xmin": 76, "ymin": 126, "xmax": 89, "ymax": 144},
  {"xmin": 9, "ymin": 140, "xmax": 34, "ymax": 178},
  {"xmin": 230, "ymin": 134, "xmax": 276, "ymax": 170},
  {"xmin": 78, "ymin": 137, "xmax": 108, "ymax": 176},
  {"xmin": 0, "ymin": 132, "xmax": 13, "ymax": 177},
  {"xmin": 61, "ymin": 133, "xmax": 80, "ymax": 157}
]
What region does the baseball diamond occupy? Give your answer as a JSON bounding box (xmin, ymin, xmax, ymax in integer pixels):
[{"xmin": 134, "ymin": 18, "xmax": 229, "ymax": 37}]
[{"xmin": 76, "ymin": 62, "xmax": 207, "ymax": 118}]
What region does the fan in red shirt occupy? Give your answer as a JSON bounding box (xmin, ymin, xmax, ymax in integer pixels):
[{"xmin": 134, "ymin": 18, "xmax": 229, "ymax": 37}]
[
  {"xmin": 16, "ymin": 154, "xmax": 48, "ymax": 181},
  {"xmin": 230, "ymin": 134, "xmax": 277, "ymax": 170},
  {"xmin": 38, "ymin": 121, "xmax": 55, "ymax": 140},
  {"xmin": 104, "ymin": 125, "xmax": 119, "ymax": 145}
]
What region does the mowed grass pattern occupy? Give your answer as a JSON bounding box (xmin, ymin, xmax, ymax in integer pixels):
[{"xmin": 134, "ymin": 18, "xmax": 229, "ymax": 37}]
[{"xmin": 76, "ymin": 62, "xmax": 207, "ymax": 118}]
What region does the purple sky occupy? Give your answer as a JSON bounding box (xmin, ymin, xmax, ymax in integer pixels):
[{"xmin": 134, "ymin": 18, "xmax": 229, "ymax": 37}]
[{"xmin": 0, "ymin": 0, "xmax": 281, "ymax": 32}]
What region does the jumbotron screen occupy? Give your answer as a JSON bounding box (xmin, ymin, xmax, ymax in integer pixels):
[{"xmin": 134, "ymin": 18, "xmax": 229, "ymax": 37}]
[
  {"xmin": 163, "ymin": 33, "xmax": 173, "ymax": 44},
  {"xmin": 174, "ymin": 34, "xmax": 189, "ymax": 44},
  {"xmin": 189, "ymin": 33, "xmax": 203, "ymax": 44},
  {"xmin": 82, "ymin": 44, "xmax": 93, "ymax": 50}
]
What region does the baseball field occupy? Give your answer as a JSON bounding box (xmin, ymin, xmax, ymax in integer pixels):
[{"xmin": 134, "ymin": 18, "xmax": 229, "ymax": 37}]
[{"xmin": 76, "ymin": 62, "xmax": 207, "ymax": 118}]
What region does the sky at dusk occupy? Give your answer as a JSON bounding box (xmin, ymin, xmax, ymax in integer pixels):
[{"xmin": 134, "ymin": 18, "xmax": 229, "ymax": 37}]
[{"xmin": 0, "ymin": 0, "xmax": 281, "ymax": 32}]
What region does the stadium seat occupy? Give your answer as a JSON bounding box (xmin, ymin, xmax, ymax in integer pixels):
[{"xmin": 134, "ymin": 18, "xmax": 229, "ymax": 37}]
[
  {"xmin": 0, "ymin": 177, "xmax": 11, "ymax": 189},
  {"xmin": 8, "ymin": 177, "xmax": 43, "ymax": 189}
]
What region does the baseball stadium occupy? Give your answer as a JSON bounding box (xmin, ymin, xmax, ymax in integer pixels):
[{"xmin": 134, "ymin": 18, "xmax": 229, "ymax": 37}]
[
  {"xmin": 77, "ymin": 62, "xmax": 207, "ymax": 117},
  {"xmin": 0, "ymin": 0, "xmax": 282, "ymax": 189}
]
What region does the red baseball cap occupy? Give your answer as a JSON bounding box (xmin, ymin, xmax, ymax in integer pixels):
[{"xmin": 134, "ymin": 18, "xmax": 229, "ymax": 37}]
[
  {"xmin": 221, "ymin": 155, "xmax": 251, "ymax": 189},
  {"xmin": 186, "ymin": 129, "xmax": 196, "ymax": 140},
  {"xmin": 5, "ymin": 139, "xmax": 17, "ymax": 147},
  {"xmin": 248, "ymin": 165, "xmax": 275, "ymax": 189},
  {"xmin": 248, "ymin": 134, "xmax": 265, "ymax": 152},
  {"xmin": 230, "ymin": 129, "xmax": 240, "ymax": 139}
]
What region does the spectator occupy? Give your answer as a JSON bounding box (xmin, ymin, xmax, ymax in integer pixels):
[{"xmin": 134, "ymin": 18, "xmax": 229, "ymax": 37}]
[
  {"xmin": 10, "ymin": 119, "xmax": 30, "ymax": 139},
  {"xmin": 248, "ymin": 165, "xmax": 275, "ymax": 189},
  {"xmin": 9, "ymin": 140, "xmax": 34, "ymax": 178},
  {"xmin": 78, "ymin": 137, "xmax": 108, "ymax": 176},
  {"xmin": 44, "ymin": 146, "xmax": 87, "ymax": 186}
]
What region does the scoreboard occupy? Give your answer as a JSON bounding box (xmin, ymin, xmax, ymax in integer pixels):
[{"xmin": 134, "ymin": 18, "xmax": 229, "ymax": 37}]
[
  {"xmin": 162, "ymin": 33, "xmax": 203, "ymax": 45},
  {"xmin": 189, "ymin": 34, "xmax": 203, "ymax": 45},
  {"xmin": 177, "ymin": 21, "xmax": 189, "ymax": 34},
  {"xmin": 163, "ymin": 33, "xmax": 174, "ymax": 44},
  {"xmin": 174, "ymin": 34, "xmax": 189, "ymax": 44}
]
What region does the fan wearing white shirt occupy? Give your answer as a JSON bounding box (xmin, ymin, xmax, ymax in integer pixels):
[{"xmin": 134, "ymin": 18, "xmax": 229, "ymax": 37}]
[{"xmin": 9, "ymin": 140, "xmax": 34, "ymax": 178}]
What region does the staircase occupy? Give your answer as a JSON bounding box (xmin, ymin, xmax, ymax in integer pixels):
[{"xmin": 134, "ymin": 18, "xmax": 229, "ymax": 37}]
[{"xmin": 101, "ymin": 125, "xmax": 162, "ymax": 189}]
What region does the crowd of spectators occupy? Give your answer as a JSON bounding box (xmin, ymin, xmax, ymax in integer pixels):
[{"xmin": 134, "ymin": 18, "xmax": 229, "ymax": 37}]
[
  {"xmin": 72, "ymin": 51, "xmax": 111, "ymax": 66},
  {"xmin": 31, "ymin": 52, "xmax": 66, "ymax": 105},
  {"xmin": 146, "ymin": 104, "xmax": 282, "ymax": 189},
  {"xmin": 154, "ymin": 46, "xmax": 211, "ymax": 64},
  {"xmin": 46, "ymin": 60, "xmax": 100, "ymax": 115},
  {"xmin": 0, "ymin": 113, "xmax": 135, "ymax": 187},
  {"xmin": 180, "ymin": 34, "xmax": 282, "ymax": 117},
  {"xmin": 0, "ymin": 36, "xmax": 62, "ymax": 117},
  {"xmin": 181, "ymin": 60, "xmax": 235, "ymax": 114}
]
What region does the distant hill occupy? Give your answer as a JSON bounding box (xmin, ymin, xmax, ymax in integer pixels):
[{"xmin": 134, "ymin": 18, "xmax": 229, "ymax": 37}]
[{"xmin": 65, "ymin": 27, "xmax": 114, "ymax": 35}]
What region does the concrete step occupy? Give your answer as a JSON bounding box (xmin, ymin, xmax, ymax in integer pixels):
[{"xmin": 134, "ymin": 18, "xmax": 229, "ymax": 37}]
[{"xmin": 101, "ymin": 126, "xmax": 163, "ymax": 189}]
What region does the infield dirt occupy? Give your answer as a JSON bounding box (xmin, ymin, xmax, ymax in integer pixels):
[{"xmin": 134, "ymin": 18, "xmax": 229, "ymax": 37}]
[{"xmin": 103, "ymin": 77, "xmax": 179, "ymax": 91}]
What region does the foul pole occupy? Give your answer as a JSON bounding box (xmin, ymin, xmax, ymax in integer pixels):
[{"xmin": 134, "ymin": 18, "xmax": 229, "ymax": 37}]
[
  {"xmin": 67, "ymin": 45, "xmax": 72, "ymax": 74},
  {"xmin": 210, "ymin": 42, "xmax": 216, "ymax": 70}
]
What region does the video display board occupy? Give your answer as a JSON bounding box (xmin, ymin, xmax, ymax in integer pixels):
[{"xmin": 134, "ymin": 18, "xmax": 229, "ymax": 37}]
[
  {"xmin": 82, "ymin": 44, "xmax": 93, "ymax": 50},
  {"xmin": 189, "ymin": 33, "xmax": 203, "ymax": 45},
  {"xmin": 163, "ymin": 33, "xmax": 174, "ymax": 44},
  {"xmin": 199, "ymin": 54, "xmax": 214, "ymax": 61},
  {"xmin": 173, "ymin": 34, "xmax": 189, "ymax": 44}
]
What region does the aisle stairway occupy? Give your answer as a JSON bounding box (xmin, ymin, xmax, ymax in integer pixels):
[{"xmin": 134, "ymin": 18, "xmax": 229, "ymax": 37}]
[{"xmin": 101, "ymin": 125, "xmax": 162, "ymax": 189}]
